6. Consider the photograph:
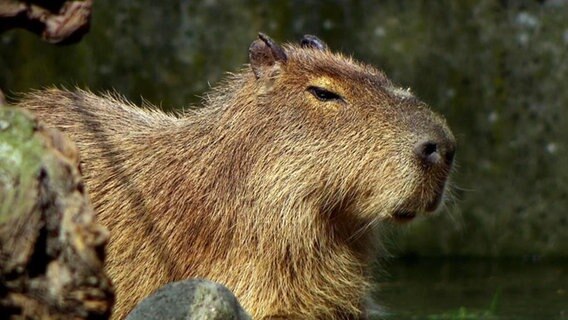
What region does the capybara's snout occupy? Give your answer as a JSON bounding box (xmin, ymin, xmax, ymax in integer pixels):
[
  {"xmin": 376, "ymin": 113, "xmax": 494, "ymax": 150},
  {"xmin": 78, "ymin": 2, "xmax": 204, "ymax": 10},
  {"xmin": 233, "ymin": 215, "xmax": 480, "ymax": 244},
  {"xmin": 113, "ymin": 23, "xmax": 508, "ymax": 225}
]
[{"xmin": 413, "ymin": 123, "xmax": 456, "ymax": 169}]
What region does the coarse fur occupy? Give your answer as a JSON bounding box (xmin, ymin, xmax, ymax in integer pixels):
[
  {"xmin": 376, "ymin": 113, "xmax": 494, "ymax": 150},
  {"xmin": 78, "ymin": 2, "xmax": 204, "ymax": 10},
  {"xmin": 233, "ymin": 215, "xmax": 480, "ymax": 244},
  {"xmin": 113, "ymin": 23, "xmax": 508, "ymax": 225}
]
[{"xmin": 18, "ymin": 34, "xmax": 455, "ymax": 319}]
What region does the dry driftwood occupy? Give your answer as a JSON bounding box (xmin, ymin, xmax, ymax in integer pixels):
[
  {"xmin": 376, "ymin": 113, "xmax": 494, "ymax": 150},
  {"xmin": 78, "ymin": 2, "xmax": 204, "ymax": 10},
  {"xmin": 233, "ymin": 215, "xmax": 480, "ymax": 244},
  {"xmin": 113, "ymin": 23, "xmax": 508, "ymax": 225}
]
[
  {"xmin": 0, "ymin": 0, "xmax": 92, "ymax": 44},
  {"xmin": 0, "ymin": 106, "xmax": 113, "ymax": 319}
]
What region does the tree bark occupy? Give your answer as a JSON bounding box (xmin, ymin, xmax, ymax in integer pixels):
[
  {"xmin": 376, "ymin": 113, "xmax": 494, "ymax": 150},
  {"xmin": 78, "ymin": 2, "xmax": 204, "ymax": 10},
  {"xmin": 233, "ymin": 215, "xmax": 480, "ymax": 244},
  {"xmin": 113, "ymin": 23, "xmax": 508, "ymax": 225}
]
[
  {"xmin": 0, "ymin": 106, "xmax": 114, "ymax": 319},
  {"xmin": 0, "ymin": 0, "xmax": 92, "ymax": 44}
]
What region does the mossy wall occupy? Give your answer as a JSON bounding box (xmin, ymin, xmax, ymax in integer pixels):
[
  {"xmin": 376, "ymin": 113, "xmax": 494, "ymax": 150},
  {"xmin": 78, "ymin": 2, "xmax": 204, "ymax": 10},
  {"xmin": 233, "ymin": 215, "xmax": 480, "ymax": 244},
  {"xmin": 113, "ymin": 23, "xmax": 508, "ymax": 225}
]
[{"xmin": 1, "ymin": 0, "xmax": 566, "ymax": 257}]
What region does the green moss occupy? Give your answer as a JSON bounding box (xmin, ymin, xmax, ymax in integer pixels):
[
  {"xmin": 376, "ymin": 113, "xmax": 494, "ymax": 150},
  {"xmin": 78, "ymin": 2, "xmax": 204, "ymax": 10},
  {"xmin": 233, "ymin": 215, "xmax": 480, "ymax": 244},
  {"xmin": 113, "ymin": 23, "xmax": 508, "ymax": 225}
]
[{"xmin": 0, "ymin": 107, "xmax": 42, "ymax": 223}]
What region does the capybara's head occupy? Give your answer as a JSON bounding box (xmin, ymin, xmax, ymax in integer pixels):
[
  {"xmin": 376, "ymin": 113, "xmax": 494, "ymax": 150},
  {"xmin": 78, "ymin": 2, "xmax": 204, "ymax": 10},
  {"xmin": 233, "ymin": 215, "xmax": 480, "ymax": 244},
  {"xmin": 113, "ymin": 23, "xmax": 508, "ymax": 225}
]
[{"xmin": 212, "ymin": 33, "xmax": 455, "ymax": 227}]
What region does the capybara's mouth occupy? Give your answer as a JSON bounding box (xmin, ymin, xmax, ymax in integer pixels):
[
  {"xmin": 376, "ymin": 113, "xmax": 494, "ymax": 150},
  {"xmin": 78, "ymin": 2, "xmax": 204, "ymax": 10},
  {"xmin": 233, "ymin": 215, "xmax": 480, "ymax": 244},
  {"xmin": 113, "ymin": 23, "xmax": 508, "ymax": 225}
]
[
  {"xmin": 425, "ymin": 191, "xmax": 444, "ymax": 212},
  {"xmin": 392, "ymin": 210, "xmax": 417, "ymax": 222},
  {"xmin": 392, "ymin": 186, "xmax": 447, "ymax": 222},
  {"xmin": 425, "ymin": 179, "xmax": 450, "ymax": 212}
]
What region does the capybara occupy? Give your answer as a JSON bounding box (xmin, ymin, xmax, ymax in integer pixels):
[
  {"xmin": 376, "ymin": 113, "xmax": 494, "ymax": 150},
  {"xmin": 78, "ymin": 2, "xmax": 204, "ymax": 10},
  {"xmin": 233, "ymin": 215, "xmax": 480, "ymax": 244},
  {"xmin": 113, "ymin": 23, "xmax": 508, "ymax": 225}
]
[{"xmin": 19, "ymin": 33, "xmax": 455, "ymax": 319}]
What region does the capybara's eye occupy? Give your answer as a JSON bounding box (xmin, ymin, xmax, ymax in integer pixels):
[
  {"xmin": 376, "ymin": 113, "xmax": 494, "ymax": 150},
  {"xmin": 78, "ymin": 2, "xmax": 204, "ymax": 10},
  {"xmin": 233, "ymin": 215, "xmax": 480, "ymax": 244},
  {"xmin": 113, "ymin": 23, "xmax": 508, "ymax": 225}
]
[{"xmin": 307, "ymin": 86, "xmax": 344, "ymax": 102}]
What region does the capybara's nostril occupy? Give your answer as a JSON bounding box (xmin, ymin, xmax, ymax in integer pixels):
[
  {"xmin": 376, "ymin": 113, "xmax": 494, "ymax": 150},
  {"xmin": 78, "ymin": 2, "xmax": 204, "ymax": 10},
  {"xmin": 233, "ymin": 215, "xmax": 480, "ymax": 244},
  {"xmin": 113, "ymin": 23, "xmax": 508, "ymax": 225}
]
[
  {"xmin": 415, "ymin": 139, "xmax": 455, "ymax": 167},
  {"xmin": 415, "ymin": 141, "xmax": 441, "ymax": 165}
]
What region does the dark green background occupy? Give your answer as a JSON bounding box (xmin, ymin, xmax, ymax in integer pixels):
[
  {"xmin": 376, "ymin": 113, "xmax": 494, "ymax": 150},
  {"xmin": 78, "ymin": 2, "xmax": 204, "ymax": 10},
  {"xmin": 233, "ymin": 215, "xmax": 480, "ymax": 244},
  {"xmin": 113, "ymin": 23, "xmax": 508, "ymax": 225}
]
[{"xmin": 2, "ymin": 0, "xmax": 567, "ymax": 257}]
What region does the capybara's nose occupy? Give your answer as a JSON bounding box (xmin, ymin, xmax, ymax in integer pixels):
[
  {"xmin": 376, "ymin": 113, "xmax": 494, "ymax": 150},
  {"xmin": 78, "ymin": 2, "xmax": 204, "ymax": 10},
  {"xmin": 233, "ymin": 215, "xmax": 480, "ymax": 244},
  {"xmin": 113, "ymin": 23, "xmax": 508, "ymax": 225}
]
[{"xmin": 414, "ymin": 135, "xmax": 455, "ymax": 167}]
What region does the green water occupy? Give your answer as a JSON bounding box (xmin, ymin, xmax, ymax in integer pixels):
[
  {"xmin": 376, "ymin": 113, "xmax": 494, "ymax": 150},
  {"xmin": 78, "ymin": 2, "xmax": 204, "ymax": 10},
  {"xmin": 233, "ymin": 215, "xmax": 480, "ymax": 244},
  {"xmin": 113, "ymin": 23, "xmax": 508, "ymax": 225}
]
[{"xmin": 374, "ymin": 259, "xmax": 567, "ymax": 320}]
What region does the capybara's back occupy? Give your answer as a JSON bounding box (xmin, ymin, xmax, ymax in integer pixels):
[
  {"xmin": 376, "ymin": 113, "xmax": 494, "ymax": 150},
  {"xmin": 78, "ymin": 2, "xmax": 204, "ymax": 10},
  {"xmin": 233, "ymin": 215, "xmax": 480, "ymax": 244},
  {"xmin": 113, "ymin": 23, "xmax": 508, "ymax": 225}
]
[{"xmin": 20, "ymin": 34, "xmax": 455, "ymax": 319}]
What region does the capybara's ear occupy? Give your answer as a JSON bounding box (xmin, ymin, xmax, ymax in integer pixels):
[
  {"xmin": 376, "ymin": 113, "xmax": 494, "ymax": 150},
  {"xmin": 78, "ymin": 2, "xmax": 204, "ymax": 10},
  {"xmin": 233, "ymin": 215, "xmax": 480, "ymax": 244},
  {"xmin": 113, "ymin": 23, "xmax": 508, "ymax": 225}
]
[
  {"xmin": 249, "ymin": 32, "xmax": 287, "ymax": 79},
  {"xmin": 300, "ymin": 34, "xmax": 328, "ymax": 51}
]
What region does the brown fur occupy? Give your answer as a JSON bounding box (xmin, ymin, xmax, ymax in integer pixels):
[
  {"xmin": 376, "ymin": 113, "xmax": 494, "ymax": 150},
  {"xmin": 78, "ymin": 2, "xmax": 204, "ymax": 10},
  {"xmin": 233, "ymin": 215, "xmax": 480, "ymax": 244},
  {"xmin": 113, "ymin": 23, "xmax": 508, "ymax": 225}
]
[{"xmin": 18, "ymin": 35, "xmax": 455, "ymax": 319}]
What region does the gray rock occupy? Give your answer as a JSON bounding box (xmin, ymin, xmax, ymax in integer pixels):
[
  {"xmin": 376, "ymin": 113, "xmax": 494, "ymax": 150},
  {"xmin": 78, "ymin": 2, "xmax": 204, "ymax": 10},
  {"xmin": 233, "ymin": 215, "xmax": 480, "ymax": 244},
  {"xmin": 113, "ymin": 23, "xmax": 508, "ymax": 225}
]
[{"xmin": 126, "ymin": 279, "xmax": 251, "ymax": 320}]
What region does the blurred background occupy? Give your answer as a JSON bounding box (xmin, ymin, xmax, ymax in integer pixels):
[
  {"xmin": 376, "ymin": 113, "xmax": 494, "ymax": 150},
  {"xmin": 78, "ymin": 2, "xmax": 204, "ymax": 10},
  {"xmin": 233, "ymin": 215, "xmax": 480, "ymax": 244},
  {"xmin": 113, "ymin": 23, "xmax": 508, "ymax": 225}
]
[{"xmin": 1, "ymin": 0, "xmax": 567, "ymax": 318}]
